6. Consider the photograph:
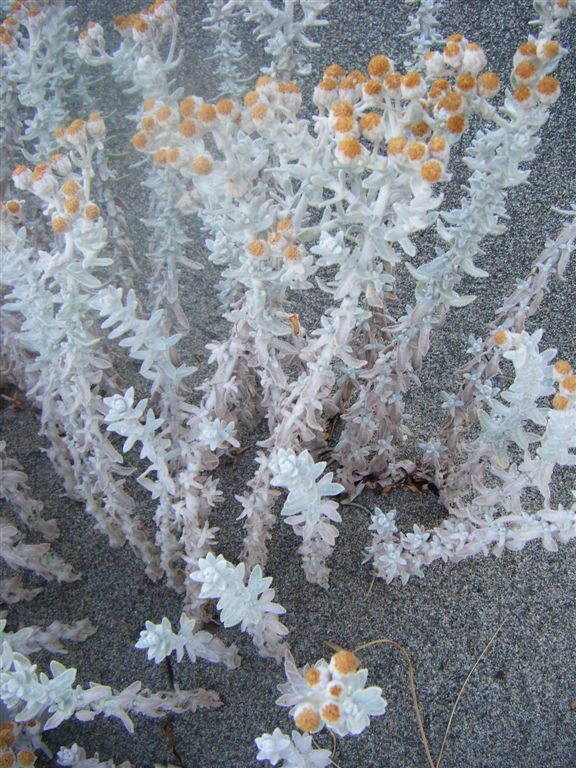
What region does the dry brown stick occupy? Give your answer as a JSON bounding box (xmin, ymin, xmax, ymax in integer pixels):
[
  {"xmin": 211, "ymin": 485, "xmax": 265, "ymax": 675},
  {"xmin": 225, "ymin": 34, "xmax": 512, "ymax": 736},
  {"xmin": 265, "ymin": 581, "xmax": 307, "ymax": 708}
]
[
  {"xmin": 163, "ymin": 657, "xmax": 186, "ymax": 768},
  {"xmin": 351, "ymin": 618, "xmax": 507, "ymax": 768},
  {"xmin": 434, "ymin": 617, "xmax": 508, "ymax": 768},
  {"xmin": 354, "ymin": 638, "xmax": 436, "ymax": 768}
]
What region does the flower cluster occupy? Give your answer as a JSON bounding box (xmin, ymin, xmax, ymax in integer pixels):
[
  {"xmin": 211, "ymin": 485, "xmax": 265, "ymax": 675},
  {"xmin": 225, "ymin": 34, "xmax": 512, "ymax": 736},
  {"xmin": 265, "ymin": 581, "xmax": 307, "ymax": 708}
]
[
  {"xmin": 509, "ymin": 37, "xmax": 563, "ymax": 108},
  {"xmin": 0, "ymin": 0, "xmax": 78, "ymax": 172},
  {"xmin": 113, "ymin": 0, "xmax": 177, "ymax": 41},
  {"xmin": 77, "ymin": 0, "xmax": 181, "ymax": 100},
  {"xmin": 0, "ymin": 719, "xmax": 43, "ymax": 768},
  {"xmin": 274, "ymin": 650, "xmax": 387, "ymax": 737},
  {"xmin": 12, "ymin": 115, "xmax": 105, "ymax": 242},
  {"xmin": 245, "ymin": 217, "xmax": 314, "ymax": 280},
  {"xmin": 130, "ymin": 74, "xmax": 304, "ymax": 190},
  {"xmin": 313, "ymin": 35, "xmax": 495, "ymax": 180},
  {"xmin": 550, "ymin": 356, "xmax": 576, "ymax": 411}
]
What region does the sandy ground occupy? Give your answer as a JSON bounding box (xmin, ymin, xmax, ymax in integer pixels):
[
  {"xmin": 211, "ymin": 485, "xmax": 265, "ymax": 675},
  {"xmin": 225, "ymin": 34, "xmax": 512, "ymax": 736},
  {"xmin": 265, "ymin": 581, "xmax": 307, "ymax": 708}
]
[{"xmin": 1, "ymin": 1, "xmax": 575, "ymax": 766}]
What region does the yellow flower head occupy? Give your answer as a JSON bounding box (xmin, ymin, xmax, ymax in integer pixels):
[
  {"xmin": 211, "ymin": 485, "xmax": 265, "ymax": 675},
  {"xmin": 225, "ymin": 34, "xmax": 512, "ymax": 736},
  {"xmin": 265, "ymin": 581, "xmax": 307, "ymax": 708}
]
[
  {"xmin": 51, "ymin": 215, "xmax": 69, "ymax": 234},
  {"xmin": 216, "ymin": 98, "xmax": 235, "ymax": 117},
  {"xmin": 248, "ymin": 239, "xmax": 268, "ymax": 258},
  {"xmin": 283, "ymin": 244, "xmax": 302, "ymax": 262},
  {"xmin": 367, "ymin": 54, "xmax": 391, "ymax": 78},
  {"xmin": 61, "ymin": 179, "xmax": 81, "ymax": 197},
  {"xmin": 84, "ymin": 203, "xmax": 100, "ymax": 221},
  {"xmin": 324, "ymin": 63, "xmax": 345, "ymax": 79},
  {"xmin": 337, "ymin": 138, "xmax": 362, "ymax": 159},
  {"xmin": 320, "ymin": 701, "xmax": 342, "ymax": 725},
  {"xmin": 478, "ymin": 71, "xmax": 500, "ymax": 98},
  {"xmin": 387, "ymin": 136, "xmax": 407, "ymax": 156},
  {"xmin": 331, "ymin": 101, "xmax": 354, "ymax": 118},
  {"xmin": 6, "ymin": 200, "xmax": 22, "ymax": 215},
  {"xmin": 406, "ymin": 141, "xmax": 427, "ymax": 161},
  {"xmin": 191, "ymin": 155, "xmax": 213, "ymax": 175},
  {"xmin": 243, "ymin": 91, "xmax": 259, "ymax": 108},
  {"xmin": 179, "ymin": 119, "xmax": 197, "ymax": 139},
  {"xmin": 197, "ymin": 103, "xmax": 217, "ymax": 124},
  {"xmin": 16, "ymin": 752, "xmax": 37, "ymax": 768},
  {"xmin": 420, "ymin": 159, "xmax": 444, "ymax": 183},
  {"xmin": 330, "ymin": 650, "xmax": 359, "ymax": 676},
  {"xmin": 493, "ymin": 329, "xmax": 509, "ymax": 346},
  {"xmin": 294, "ymin": 704, "xmax": 321, "ymax": 733},
  {"xmin": 179, "ymin": 96, "xmax": 197, "ymax": 117},
  {"xmin": 553, "ymin": 360, "xmax": 572, "ymax": 378},
  {"xmin": 304, "ymin": 666, "xmax": 322, "ymax": 686},
  {"xmin": 552, "ymin": 393, "xmax": 569, "ymax": 411},
  {"xmin": 132, "ymin": 131, "xmax": 148, "ymax": 150},
  {"xmin": 63, "ymin": 197, "xmax": 80, "ymax": 215}
]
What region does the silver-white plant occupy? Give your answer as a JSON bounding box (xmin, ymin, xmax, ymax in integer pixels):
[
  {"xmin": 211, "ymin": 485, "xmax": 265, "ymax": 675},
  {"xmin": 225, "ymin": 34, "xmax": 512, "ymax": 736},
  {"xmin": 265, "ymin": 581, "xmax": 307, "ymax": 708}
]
[
  {"xmin": 269, "ymin": 448, "xmax": 344, "ymax": 587},
  {"xmin": 219, "ymin": 0, "xmax": 330, "ymax": 80},
  {"xmin": 190, "ymin": 553, "xmax": 289, "ymax": 660},
  {"xmin": 1, "ymin": 633, "xmax": 221, "ymax": 733},
  {"xmin": 57, "ymin": 744, "xmax": 133, "ymax": 768},
  {"xmin": 135, "ymin": 612, "xmax": 240, "ymax": 668},
  {"xmin": 0, "ymin": 0, "xmax": 575, "ymax": 764}
]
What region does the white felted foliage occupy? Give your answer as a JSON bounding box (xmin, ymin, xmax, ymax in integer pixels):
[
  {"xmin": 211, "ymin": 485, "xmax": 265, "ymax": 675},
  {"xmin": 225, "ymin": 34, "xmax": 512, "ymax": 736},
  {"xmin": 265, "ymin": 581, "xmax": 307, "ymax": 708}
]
[
  {"xmin": 255, "ymin": 728, "xmax": 331, "ymax": 767},
  {"xmin": 135, "ymin": 613, "xmax": 240, "ymax": 669},
  {"xmin": 57, "ymin": 743, "xmax": 134, "ymax": 768},
  {"xmin": 190, "ymin": 553, "xmax": 288, "ymax": 659},
  {"xmin": 0, "ymin": 629, "xmax": 221, "ymax": 734},
  {"xmin": 269, "ymin": 448, "xmax": 345, "ymax": 588}
]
